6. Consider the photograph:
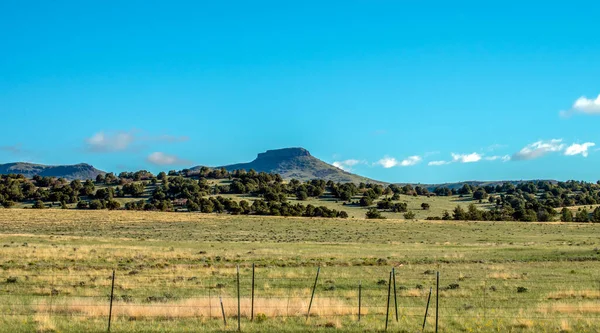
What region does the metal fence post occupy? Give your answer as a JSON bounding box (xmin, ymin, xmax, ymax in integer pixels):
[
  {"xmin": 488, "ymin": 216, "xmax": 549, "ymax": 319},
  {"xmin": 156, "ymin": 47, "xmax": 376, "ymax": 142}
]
[
  {"xmin": 422, "ymin": 287, "xmax": 432, "ymax": 332},
  {"xmin": 237, "ymin": 265, "xmax": 241, "ymax": 331},
  {"xmin": 306, "ymin": 266, "xmax": 320, "ymax": 320},
  {"xmin": 358, "ymin": 280, "xmax": 362, "ymax": 322},
  {"xmin": 220, "ymin": 296, "xmax": 227, "ymax": 327},
  {"xmin": 393, "ymin": 267, "xmax": 398, "ymax": 322},
  {"xmin": 107, "ymin": 270, "xmax": 116, "ymax": 333},
  {"xmin": 251, "ymin": 263, "xmax": 255, "ymax": 322},
  {"xmin": 385, "ymin": 271, "xmax": 392, "ymax": 331},
  {"xmin": 435, "ymin": 272, "xmax": 439, "ymax": 333}
]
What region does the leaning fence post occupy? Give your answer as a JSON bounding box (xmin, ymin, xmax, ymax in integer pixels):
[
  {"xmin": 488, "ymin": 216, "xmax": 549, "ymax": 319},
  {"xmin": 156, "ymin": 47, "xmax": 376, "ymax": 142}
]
[
  {"xmin": 358, "ymin": 280, "xmax": 362, "ymax": 322},
  {"xmin": 385, "ymin": 271, "xmax": 392, "ymax": 331},
  {"xmin": 306, "ymin": 266, "xmax": 320, "ymax": 320},
  {"xmin": 251, "ymin": 263, "xmax": 255, "ymax": 322},
  {"xmin": 422, "ymin": 287, "xmax": 432, "ymax": 331},
  {"xmin": 107, "ymin": 270, "xmax": 115, "ymax": 333},
  {"xmin": 237, "ymin": 265, "xmax": 241, "ymax": 331},
  {"xmin": 209, "ymin": 287, "xmax": 212, "ymax": 319},
  {"xmin": 220, "ymin": 296, "xmax": 227, "ymax": 327},
  {"xmin": 393, "ymin": 267, "xmax": 398, "ymax": 322},
  {"xmin": 435, "ymin": 272, "xmax": 439, "ymax": 333}
]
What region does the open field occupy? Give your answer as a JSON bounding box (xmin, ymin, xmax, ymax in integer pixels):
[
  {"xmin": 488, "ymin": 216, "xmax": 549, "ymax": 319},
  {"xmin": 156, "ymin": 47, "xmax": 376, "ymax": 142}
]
[{"xmin": 1, "ymin": 210, "xmax": 600, "ymax": 332}]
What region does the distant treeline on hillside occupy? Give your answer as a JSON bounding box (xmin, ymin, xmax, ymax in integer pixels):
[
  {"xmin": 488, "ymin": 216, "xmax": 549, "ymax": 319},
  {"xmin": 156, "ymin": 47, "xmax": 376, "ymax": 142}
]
[{"xmin": 0, "ymin": 167, "xmax": 599, "ymax": 222}]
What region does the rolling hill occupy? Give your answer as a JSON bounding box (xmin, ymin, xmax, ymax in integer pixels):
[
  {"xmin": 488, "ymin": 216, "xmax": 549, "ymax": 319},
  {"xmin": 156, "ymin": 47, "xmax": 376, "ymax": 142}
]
[
  {"xmin": 0, "ymin": 162, "xmax": 105, "ymax": 180},
  {"xmin": 194, "ymin": 147, "xmax": 383, "ymax": 183}
]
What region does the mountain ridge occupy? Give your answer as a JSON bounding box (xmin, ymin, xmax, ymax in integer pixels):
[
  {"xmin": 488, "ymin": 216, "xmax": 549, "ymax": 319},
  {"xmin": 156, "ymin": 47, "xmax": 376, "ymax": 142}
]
[
  {"xmin": 0, "ymin": 162, "xmax": 105, "ymax": 180},
  {"xmin": 193, "ymin": 147, "xmax": 383, "ymax": 184}
]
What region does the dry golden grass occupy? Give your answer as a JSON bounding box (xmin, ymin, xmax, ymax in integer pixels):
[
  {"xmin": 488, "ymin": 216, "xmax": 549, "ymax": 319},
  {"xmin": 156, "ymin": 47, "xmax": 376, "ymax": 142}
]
[
  {"xmin": 512, "ymin": 318, "xmax": 534, "ymax": 329},
  {"xmin": 34, "ymin": 296, "xmax": 362, "ymax": 319},
  {"xmin": 538, "ymin": 302, "xmax": 600, "ymax": 314},
  {"xmin": 33, "ymin": 313, "xmax": 57, "ymax": 333},
  {"xmin": 560, "ymin": 319, "xmax": 572, "ymax": 332},
  {"xmin": 547, "ymin": 289, "xmax": 600, "ymax": 300},
  {"xmin": 488, "ymin": 272, "xmax": 524, "ymax": 280},
  {"xmin": 0, "ymin": 209, "xmax": 219, "ymax": 225}
]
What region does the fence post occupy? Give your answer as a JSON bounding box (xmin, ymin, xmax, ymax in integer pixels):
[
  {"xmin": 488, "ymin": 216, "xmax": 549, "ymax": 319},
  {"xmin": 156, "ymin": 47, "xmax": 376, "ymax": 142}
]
[
  {"xmin": 393, "ymin": 267, "xmax": 398, "ymax": 322},
  {"xmin": 209, "ymin": 287, "xmax": 212, "ymax": 319},
  {"xmin": 385, "ymin": 271, "xmax": 392, "ymax": 331},
  {"xmin": 483, "ymin": 279, "xmax": 486, "ymax": 321},
  {"xmin": 50, "ymin": 267, "xmax": 55, "ymax": 319},
  {"xmin": 358, "ymin": 280, "xmax": 362, "ymax": 322},
  {"xmin": 237, "ymin": 265, "xmax": 241, "ymax": 331},
  {"xmin": 306, "ymin": 266, "xmax": 320, "ymax": 320},
  {"xmin": 251, "ymin": 263, "xmax": 255, "ymax": 322},
  {"xmin": 435, "ymin": 271, "xmax": 439, "ymax": 333},
  {"xmin": 220, "ymin": 296, "xmax": 227, "ymax": 327},
  {"xmin": 286, "ymin": 278, "xmax": 292, "ymax": 318},
  {"xmin": 107, "ymin": 270, "xmax": 115, "ymax": 333},
  {"xmin": 422, "ymin": 287, "xmax": 432, "ymax": 332}
]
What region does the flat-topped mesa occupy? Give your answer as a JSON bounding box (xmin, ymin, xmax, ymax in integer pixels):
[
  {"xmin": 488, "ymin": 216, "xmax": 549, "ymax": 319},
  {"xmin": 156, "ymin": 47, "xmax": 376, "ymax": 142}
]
[{"xmin": 256, "ymin": 147, "xmax": 311, "ymax": 160}]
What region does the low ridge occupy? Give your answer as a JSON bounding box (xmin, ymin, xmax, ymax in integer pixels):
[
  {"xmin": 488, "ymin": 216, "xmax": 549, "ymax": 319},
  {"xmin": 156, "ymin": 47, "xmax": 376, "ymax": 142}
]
[{"xmin": 0, "ymin": 162, "xmax": 106, "ymax": 180}]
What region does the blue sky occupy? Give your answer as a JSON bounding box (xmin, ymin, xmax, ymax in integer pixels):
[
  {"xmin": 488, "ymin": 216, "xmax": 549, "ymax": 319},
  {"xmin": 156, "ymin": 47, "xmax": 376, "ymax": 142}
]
[{"xmin": 1, "ymin": 0, "xmax": 599, "ymax": 183}]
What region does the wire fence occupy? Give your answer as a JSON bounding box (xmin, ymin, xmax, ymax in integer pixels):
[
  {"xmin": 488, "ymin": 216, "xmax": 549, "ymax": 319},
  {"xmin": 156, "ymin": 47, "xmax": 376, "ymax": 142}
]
[{"xmin": 1, "ymin": 266, "xmax": 600, "ymax": 331}]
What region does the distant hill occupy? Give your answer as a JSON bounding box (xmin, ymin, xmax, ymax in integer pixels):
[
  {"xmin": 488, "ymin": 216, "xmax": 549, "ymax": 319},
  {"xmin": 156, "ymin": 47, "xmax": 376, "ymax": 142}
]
[
  {"xmin": 0, "ymin": 162, "xmax": 105, "ymax": 180},
  {"xmin": 194, "ymin": 147, "xmax": 383, "ymax": 183},
  {"xmin": 409, "ymin": 180, "xmax": 558, "ymax": 192}
]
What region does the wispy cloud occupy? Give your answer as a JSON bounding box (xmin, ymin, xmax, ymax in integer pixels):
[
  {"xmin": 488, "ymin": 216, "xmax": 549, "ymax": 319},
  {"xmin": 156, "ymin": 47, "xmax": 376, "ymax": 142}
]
[
  {"xmin": 147, "ymin": 152, "xmax": 192, "ymax": 166},
  {"xmin": 485, "ymin": 155, "xmax": 511, "ymax": 162},
  {"xmin": 428, "ymin": 152, "xmax": 508, "ymax": 166},
  {"xmin": 0, "ymin": 144, "xmax": 26, "ymax": 154},
  {"xmin": 375, "ymin": 155, "xmax": 422, "ymax": 168},
  {"xmin": 332, "ymin": 159, "xmax": 362, "ymax": 172},
  {"xmin": 400, "ymin": 155, "xmax": 422, "ymax": 166},
  {"xmin": 486, "ymin": 144, "xmax": 508, "ymax": 152},
  {"xmin": 560, "ymin": 94, "xmax": 600, "ymax": 117},
  {"xmin": 376, "ymin": 157, "xmax": 399, "ymax": 168},
  {"xmin": 428, "ymin": 160, "xmax": 451, "ymax": 166},
  {"xmin": 84, "ymin": 130, "xmax": 189, "ymax": 153},
  {"xmin": 564, "ymin": 142, "xmax": 596, "ymax": 157},
  {"xmin": 85, "ymin": 131, "xmax": 135, "ymax": 152},
  {"xmin": 451, "ymin": 152, "xmax": 482, "ymax": 163},
  {"xmin": 512, "ymin": 139, "xmax": 565, "ymax": 160}
]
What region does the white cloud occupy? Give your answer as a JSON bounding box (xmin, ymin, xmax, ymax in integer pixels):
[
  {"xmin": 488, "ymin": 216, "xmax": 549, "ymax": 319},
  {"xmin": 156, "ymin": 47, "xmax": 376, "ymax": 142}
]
[
  {"xmin": 376, "ymin": 155, "xmax": 422, "ymax": 168},
  {"xmin": 147, "ymin": 152, "xmax": 192, "ymax": 166},
  {"xmin": 84, "ymin": 130, "xmax": 189, "ymax": 153},
  {"xmin": 485, "ymin": 155, "xmax": 511, "ymax": 162},
  {"xmin": 512, "ymin": 139, "xmax": 565, "ymax": 160},
  {"xmin": 564, "ymin": 142, "xmax": 596, "ymax": 157},
  {"xmin": 573, "ymin": 95, "xmax": 600, "ymax": 113},
  {"xmin": 376, "ymin": 157, "xmax": 399, "ymax": 168},
  {"xmin": 451, "ymin": 152, "xmax": 482, "ymax": 163},
  {"xmin": 332, "ymin": 159, "xmax": 361, "ymax": 171},
  {"xmin": 560, "ymin": 94, "xmax": 600, "ymax": 117},
  {"xmin": 400, "ymin": 155, "xmax": 422, "ymax": 166},
  {"xmin": 85, "ymin": 131, "xmax": 135, "ymax": 152},
  {"xmin": 428, "ymin": 160, "xmax": 451, "ymax": 166}
]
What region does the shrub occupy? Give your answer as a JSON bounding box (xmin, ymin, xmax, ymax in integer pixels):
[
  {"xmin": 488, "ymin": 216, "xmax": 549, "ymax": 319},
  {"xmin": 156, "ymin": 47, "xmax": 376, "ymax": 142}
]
[
  {"xmin": 366, "ymin": 208, "xmax": 385, "ymax": 219},
  {"xmin": 32, "ymin": 200, "xmax": 45, "ymax": 209},
  {"xmin": 403, "ymin": 211, "xmax": 416, "ymax": 219}
]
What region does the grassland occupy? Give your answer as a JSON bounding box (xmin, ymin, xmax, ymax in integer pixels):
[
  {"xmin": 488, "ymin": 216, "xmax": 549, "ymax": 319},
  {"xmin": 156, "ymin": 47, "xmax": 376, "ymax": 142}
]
[{"xmin": 1, "ymin": 210, "xmax": 600, "ymax": 332}]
